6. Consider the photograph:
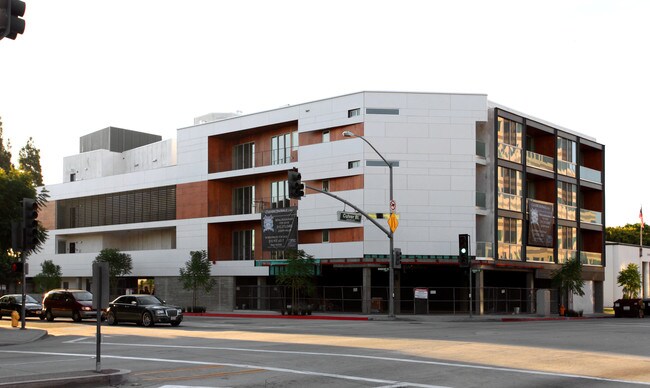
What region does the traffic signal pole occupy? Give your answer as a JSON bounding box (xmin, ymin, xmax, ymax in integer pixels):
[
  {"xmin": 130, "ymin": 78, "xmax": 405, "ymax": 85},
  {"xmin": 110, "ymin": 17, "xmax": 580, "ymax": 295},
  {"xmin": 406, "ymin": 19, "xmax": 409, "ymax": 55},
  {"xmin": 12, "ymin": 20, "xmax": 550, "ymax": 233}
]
[{"xmin": 20, "ymin": 251, "xmax": 26, "ymax": 329}]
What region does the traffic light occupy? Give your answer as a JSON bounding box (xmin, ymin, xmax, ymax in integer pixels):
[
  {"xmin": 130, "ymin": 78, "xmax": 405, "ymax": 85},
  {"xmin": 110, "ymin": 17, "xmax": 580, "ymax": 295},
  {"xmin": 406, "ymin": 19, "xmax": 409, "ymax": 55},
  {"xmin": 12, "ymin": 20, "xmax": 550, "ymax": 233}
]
[
  {"xmin": 288, "ymin": 168, "xmax": 304, "ymax": 199},
  {"xmin": 393, "ymin": 247, "xmax": 402, "ymax": 269},
  {"xmin": 23, "ymin": 197, "xmax": 38, "ymax": 251},
  {"xmin": 10, "ymin": 261, "xmax": 23, "ymax": 273},
  {"xmin": 458, "ymin": 233, "xmax": 470, "ymax": 267},
  {"xmin": 0, "ymin": 0, "xmax": 26, "ymax": 40}
]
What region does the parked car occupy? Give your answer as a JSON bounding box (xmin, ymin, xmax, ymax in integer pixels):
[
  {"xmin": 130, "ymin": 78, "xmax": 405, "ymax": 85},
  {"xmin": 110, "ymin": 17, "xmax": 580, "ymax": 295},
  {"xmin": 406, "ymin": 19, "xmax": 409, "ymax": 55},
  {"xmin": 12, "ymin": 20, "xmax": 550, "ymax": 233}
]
[
  {"xmin": 42, "ymin": 289, "xmax": 97, "ymax": 322},
  {"xmin": 105, "ymin": 294, "xmax": 183, "ymax": 327},
  {"xmin": 0, "ymin": 294, "xmax": 44, "ymax": 320}
]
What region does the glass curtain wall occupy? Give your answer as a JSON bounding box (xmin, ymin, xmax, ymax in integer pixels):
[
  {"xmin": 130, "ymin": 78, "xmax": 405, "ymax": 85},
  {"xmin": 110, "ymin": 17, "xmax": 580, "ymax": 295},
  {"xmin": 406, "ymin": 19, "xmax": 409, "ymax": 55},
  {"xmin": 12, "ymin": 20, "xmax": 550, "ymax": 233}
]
[
  {"xmin": 557, "ymin": 137, "xmax": 577, "ymax": 177},
  {"xmin": 498, "ymin": 166, "xmax": 522, "ymax": 212},
  {"xmin": 497, "ymin": 216, "xmax": 522, "ymax": 260},
  {"xmin": 497, "ymin": 117, "xmax": 523, "ymax": 163}
]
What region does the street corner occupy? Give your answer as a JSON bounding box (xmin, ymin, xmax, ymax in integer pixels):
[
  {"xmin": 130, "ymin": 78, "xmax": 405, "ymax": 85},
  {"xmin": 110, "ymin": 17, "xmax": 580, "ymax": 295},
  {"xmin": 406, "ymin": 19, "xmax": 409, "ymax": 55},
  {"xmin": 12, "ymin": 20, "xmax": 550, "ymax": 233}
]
[{"xmin": 0, "ymin": 326, "xmax": 48, "ymax": 346}]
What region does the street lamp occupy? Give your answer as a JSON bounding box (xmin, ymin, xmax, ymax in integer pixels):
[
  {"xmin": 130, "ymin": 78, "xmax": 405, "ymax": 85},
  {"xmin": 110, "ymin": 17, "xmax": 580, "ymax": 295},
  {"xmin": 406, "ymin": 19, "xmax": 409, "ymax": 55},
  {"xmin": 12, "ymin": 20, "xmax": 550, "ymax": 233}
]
[{"xmin": 343, "ymin": 130, "xmax": 395, "ymax": 318}]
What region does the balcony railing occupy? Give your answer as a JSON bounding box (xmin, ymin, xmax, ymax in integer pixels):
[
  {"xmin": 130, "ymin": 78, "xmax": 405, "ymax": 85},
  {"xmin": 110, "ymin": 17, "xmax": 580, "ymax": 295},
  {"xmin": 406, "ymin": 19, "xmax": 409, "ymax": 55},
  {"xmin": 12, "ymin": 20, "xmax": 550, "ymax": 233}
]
[
  {"xmin": 476, "ymin": 141, "xmax": 486, "ymax": 158},
  {"xmin": 526, "ymin": 246, "xmax": 554, "ymax": 263},
  {"xmin": 558, "ymin": 249, "xmax": 577, "ymax": 264},
  {"xmin": 498, "ymin": 143, "xmax": 522, "ymax": 163},
  {"xmin": 580, "ymin": 251, "xmax": 602, "ymax": 266},
  {"xmin": 526, "ymin": 151, "xmax": 554, "ymax": 172},
  {"xmin": 580, "ymin": 166, "xmax": 602, "ymax": 184},
  {"xmin": 212, "ymin": 149, "xmax": 297, "ymax": 173},
  {"xmin": 558, "ymin": 204, "xmax": 577, "ymax": 221},
  {"xmin": 497, "ymin": 243, "xmax": 522, "ymax": 261},
  {"xmin": 557, "ymin": 160, "xmax": 577, "ymax": 178},
  {"xmin": 476, "ymin": 241, "xmax": 493, "ymax": 258},
  {"xmin": 580, "ymin": 209, "xmax": 602, "ymax": 225},
  {"xmin": 476, "ymin": 192, "xmax": 487, "ymax": 209},
  {"xmin": 229, "ymin": 197, "xmax": 292, "ymax": 216},
  {"xmin": 498, "ymin": 192, "xmax": 522, "ymax": 212}
]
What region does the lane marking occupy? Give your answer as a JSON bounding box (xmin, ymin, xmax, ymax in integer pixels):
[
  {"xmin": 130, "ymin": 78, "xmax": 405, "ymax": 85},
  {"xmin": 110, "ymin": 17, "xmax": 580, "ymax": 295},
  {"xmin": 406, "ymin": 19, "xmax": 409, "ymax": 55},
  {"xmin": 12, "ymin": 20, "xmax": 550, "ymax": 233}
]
[
  {"xmin": 46, "ymin": 341, "xmax": 650, "ymax": 386},
  {"xmin": 63, "ymin": 337, "xmax": 89, "ymax": 343},
  {"xmin": 135, "ymin": 365, "xmax": 225, "ymax": 376},
  {"xmin": 0, "ymin": 350, "xmax": 449, "ymax": 388}
]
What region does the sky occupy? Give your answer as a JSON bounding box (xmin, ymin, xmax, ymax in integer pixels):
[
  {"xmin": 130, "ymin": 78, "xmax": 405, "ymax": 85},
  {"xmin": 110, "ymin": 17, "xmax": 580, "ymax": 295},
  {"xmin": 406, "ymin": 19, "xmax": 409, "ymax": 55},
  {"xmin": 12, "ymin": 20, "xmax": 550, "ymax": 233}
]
[{"xmin": 0, "ymin": 0, "xmax": 648, "ymax": 227}]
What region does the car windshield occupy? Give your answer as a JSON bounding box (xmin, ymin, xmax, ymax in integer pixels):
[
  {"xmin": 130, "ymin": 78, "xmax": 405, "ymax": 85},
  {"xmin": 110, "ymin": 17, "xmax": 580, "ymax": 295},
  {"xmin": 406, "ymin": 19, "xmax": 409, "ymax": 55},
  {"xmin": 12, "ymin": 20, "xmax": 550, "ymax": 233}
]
[
  {"xmin": 71, "ymin": 291, "xmax": 93, "ymax": 301},
  {"xmin": 138, "ymin": 295, "xmax": 163, "ymax": 305}
]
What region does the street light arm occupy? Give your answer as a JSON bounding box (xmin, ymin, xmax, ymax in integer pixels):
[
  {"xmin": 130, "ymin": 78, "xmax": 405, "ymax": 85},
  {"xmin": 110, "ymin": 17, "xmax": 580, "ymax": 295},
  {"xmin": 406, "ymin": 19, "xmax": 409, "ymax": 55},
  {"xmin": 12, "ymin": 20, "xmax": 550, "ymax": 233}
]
[{"xmin": 353, "ymin": 134, "xmax": 392, "ymax": 169}]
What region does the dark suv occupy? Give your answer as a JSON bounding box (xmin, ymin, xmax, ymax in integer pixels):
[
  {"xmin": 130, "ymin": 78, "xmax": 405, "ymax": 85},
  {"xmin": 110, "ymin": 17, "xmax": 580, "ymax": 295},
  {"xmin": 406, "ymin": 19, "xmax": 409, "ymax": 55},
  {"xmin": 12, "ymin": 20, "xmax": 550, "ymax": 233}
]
[{"xmin": 42, "ymin": 289, "xmax": 96, "ymax": 322}]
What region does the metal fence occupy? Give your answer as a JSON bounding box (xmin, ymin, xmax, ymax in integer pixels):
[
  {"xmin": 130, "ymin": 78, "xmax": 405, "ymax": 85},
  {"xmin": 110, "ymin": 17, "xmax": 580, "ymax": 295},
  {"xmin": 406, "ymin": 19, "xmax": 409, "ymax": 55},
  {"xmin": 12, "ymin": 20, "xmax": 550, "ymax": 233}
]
[{"xmin": 235, "ymin": 285, "xmax": 553, "ymax": 315}]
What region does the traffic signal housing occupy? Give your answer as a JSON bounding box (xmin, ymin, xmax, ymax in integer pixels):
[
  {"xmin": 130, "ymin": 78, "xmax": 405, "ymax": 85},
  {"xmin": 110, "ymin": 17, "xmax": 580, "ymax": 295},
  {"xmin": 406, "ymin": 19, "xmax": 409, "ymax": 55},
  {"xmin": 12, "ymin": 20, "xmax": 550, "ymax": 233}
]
[
  {"xmin": 393, "ymin": 247, "xmax": 402, "ymax": 269},
  {"xmin": 458, "ymin": 233, "xmax": 470, "ymax": 267},
  {"xmin": 0, "ymin": 0, "xmax": 26, "ymax": 40},
  {"xmin": 23, "ymin": 197, "xmax": 38, "ymax": 251},
  {"xmin": 10, "ymin": 262, "xmax": 23, "ymax": 273},
  {"xmin": 288, "ymin": 168, "xmax": 304, "ymax": 199}
]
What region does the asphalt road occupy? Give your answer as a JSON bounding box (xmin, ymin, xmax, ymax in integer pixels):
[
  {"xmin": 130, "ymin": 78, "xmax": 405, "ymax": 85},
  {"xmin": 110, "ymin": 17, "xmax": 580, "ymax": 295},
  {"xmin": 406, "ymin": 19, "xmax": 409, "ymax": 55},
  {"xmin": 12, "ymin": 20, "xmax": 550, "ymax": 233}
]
[{"xmin": 2, "ymin": 316, "xmax": 650, "ymax": 387}]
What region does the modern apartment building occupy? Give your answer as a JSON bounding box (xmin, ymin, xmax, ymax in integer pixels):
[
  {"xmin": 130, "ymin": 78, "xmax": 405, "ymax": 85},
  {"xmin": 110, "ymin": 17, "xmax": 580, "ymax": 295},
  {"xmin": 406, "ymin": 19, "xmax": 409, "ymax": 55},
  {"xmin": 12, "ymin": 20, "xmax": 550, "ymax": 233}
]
[{"xmin": 31, "ymin": 91, "xmax": 605, "ymax": 314}]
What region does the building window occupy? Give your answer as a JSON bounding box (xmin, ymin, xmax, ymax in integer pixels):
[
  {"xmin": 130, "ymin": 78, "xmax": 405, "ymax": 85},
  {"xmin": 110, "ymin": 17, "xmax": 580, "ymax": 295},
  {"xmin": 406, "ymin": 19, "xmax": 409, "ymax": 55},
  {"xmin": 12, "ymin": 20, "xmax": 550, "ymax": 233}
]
[
  {"xmin": 233, "ymin": 229, "xmax": 255, "ymax": 260},
  {"xmin": 322, "ymin": 130, "xmax": 330, "ymax": 143},
  {"xmin": 497, "ymin": 166, "xmax": 522, "ymax": 212},
  {"xmin": 69, "ymin": 242, "xmax": 76, "ymax": 254},
  {"xmin": 322, "ymin": 230, "xmax": 330, "ymax": 243},
  {"xmin": 557, "ymin": 137, "xmax": 577, "ymax": 177},
  {"xmin": 348, "ymin": 108, "xmax": 360, "ymax": 118},
  {"xmin": 497, "ymin": 117, "xmax": 523, "ymax": 163},
  {"xmin": 271, "ymin": 180, "xmax": 290, "ymax": 209},
  {"xmin": 70, "ymin": 173, "xmax": 76, "ymax": 182},
  {"xmin": 271, "ymin": 133, "xmax": 291, "ymax": 165},
  {"xmin": 366, "ymin": 108, "xmax": 399, "ymax": 115},
  {"xmin": 558, "ymin": 182, "xmax": 577, "ymax": 221},
  {"xmin": 558, "ymin": 226, "xmax": 577, "ymax": 263},
  {"xmin": 233, "ymin": 142, "xmax": 255, "ymax": 170},
  {"xmin": 322, "ymin": 179, "xmax": 329, "ymax": 192},
  {"xmin": 497, "ymin": 216, "xmax": 522, "ymax": 260},
  {"xmin": 56, "ymin": 186, "xmax": 176, "ymax": 229},
  {"xmin": 233, "ymin": 186, "xmax": 255, "ymax": 214},
  {"xmin": 292, "ymin": 131, "xmax": 299, "ymax": 152},
  {"xmin": 348, "ymin": 160, "xmax": 360, "ymax": 169}
]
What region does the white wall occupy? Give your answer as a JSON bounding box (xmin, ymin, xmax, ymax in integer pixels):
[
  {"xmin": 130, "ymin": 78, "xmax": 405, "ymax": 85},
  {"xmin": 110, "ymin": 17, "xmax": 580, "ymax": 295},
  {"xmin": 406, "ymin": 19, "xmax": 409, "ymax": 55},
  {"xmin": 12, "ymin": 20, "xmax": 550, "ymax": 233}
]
[{"xmin": 605, "ymin": 243, "xmax": 650, "ymax": 307}]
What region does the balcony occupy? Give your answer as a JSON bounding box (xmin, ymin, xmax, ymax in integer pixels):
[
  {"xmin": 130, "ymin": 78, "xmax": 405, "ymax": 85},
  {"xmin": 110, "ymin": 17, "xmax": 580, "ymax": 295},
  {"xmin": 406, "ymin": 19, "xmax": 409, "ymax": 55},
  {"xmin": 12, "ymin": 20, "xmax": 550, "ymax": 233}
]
[
  {"xmin": 476, "ymin": 241, "xmax": 493, "ymax": 258},
  {"xmin": 526, "ymin": 151, "xmax": 554, "ymax": 172},
  {"xmin": 557, "ymin": 160, "xmax": 577, "ymax": 178},
  {"xmin": 497, "ymin": 243, "xmax": 522, "ymax": 261},
  {"xmin": 498, "ymin": 143, "xmax": 522, "ymax": 163},
  {"xmin": 212, "ymin": 149, "xmax": 297, "ymax": 174},
  {"xmin": 558, "ymin": 249, "xmax": 577, "ymax": 264},
  {"xmin": 558, "ymin": 204, "xmax": 577, "ymax": 221},
  {"xmin": 580, "ymin": 166, "xmax": 602, "ymax": 184},
  {"xmin": 580, "ymin": 209, "xmax": 602, "ymax": 225},
  {"xmin": 580, "ymin": 251, "xmax": 602, "ymax": 266},
  {"xmin": 526, "ymin": 246, "xmax": 554, "ymax": 263},
  {"xmin": 498, "ymin": 193, "xmax": 522, "ymax": 212}
]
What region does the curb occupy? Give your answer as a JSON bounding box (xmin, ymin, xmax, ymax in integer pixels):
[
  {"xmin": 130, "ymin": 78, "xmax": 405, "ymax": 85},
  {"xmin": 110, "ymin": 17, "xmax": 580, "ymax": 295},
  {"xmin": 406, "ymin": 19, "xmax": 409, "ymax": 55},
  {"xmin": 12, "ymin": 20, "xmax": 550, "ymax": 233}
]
[
  {"xmin": 0, "ymin": 369, "xmax": 130, "ymax": 388},
  {"xmin": 184, "ymin": 312, "xmax": 369, "ymax": 321},
  {"xmin": 501, "ymin": 315, "xmax": 615, "ymax": 322}
]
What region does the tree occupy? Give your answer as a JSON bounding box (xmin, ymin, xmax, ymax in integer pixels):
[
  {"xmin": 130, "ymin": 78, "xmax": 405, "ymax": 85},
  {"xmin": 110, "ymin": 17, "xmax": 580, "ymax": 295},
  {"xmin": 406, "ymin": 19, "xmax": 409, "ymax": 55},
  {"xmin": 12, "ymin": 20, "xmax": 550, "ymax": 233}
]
[
  {"xmin": 606, "ymin": 224, "xmax": 647, "ymax": 245},
  {"xmin": 33, "ymin": 260, "xmax": 62, "ymax": 293},
  {"xmin": 551, "ymin": 256, "xmax": 585, "ymax": 311},
  {"xmin": 0, "ymin": 122, "xmax": 12, "ymax": 173},
  {"xmin": 94, "ymin": 248, "xmax": 133, "ymax": 294},
  {"xmin": 0, "ymin": 170, "xmax": 48, "ymax": 291},
  {"xmin": 617, "ymin": 263, "xmax": 642, "ymax": 299},
  {"xmin": 19, "ymin": 137, "xmax": 43, "ymax": 187},
  {"xmin": 179, "ymin": 250, "xmax": 214, "ymax": 311},
  {"xmin": 276, "ymin": 249, "xmax": 316, "ymax": 314}
]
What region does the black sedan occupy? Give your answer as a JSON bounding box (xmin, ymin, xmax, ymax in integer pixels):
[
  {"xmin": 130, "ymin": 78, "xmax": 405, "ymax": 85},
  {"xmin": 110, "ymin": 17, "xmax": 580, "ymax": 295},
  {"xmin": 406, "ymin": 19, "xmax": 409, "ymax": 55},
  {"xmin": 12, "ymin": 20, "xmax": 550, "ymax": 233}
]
[
  {"xmin": 0, "ymin": 294, "xmax": 44, "ymax": 320},
  {"xmin": 105, "ymin": 294, "xmax": 183, "ymax": 327}
]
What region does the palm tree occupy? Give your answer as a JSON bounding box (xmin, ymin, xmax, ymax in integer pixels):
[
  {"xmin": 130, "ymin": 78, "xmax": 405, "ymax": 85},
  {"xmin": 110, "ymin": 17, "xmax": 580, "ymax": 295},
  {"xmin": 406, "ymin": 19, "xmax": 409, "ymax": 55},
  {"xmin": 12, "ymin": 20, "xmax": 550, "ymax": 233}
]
[{"xmin": 617, "ymin": 263, "xmax": 642, "ymax": 299}]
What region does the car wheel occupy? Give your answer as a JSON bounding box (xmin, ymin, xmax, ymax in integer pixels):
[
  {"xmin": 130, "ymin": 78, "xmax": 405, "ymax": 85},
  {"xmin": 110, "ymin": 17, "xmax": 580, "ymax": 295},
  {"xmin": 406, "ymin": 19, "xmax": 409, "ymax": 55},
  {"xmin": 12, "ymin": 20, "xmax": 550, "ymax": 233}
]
[
  {"xmin": 45, "ymin": 310, "xmax": 54, "ymax": 322},
  {"xmin": 72, "ymin": 311, "xmax": 82, "ymax": 322},
  {"xmin": 170, "ymin": 321, "xmax": 181, "ymax": 327},
  {"xmin": 141, "ymin": 312, "xmax": 154, "ymax": 327},
  {"xmin": 107, "ymin": 312, "xmax": 118, "ymax": 326}
]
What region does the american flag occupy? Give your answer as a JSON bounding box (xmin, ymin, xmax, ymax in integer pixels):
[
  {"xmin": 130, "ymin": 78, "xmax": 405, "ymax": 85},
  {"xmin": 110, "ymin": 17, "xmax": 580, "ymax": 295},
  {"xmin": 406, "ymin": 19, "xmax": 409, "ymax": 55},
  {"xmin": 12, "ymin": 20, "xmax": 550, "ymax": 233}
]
[{"xmin": 641, "ymin": 207, "xmax": 644, "ymax": 229}]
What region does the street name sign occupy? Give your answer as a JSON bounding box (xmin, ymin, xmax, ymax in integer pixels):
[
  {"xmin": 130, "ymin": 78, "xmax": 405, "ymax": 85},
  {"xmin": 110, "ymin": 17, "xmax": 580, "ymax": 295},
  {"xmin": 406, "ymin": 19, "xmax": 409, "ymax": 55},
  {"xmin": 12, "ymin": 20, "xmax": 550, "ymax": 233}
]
[{"xmin": 337, "ymin": 211, "xmax": 362, "ymax": 223}]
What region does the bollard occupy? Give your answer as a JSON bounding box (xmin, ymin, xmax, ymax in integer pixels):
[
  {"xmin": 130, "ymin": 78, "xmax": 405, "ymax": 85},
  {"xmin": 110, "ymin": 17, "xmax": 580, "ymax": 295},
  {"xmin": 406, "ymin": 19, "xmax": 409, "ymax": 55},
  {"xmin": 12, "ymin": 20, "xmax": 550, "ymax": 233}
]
[{"xmin": 11, "ymin": 311, "xmax": 20, "ymax": 327}]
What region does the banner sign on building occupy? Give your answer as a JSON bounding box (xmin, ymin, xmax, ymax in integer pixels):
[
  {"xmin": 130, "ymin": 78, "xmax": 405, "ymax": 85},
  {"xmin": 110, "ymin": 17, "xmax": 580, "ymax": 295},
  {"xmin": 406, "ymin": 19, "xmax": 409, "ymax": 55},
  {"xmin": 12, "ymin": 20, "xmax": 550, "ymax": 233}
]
[
  {"xmin": 528, "ymin": 200, "xmax": 554, "ymax": 248},
  {"xmin": 261, "ymin": 206, "xmax": 298, "ymax": 251}
]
